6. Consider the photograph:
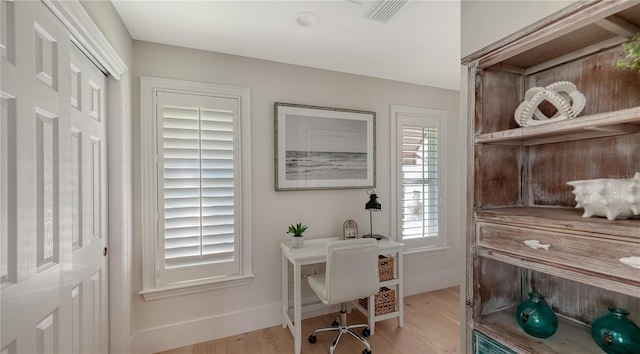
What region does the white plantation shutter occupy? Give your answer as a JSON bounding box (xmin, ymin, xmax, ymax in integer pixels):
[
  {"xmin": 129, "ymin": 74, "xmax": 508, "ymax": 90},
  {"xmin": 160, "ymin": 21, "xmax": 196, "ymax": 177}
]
[
  {"xmin": 157, "ymin": 92, "xmax": 239, "ymax": 285},
  {"xmin": 400, "ymin": 124, "xmax": 440, "ymax": 244},
  {"xmin": 391, "ymin": 106, "xmax": 447, "ymax": 253}
]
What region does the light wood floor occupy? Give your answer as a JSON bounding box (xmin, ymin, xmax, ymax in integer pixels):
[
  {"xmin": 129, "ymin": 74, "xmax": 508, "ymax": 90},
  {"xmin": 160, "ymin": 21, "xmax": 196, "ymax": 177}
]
[{"xmin": 159, "ymin": 286, "xmax": 461, "ymax": 354}]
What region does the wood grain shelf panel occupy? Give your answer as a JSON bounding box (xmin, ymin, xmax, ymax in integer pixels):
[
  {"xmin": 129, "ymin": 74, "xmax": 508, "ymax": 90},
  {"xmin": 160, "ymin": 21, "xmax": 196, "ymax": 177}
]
[
  {"xmin": 475, "ymin": 206, "xmax": 640, "ymax": 240},
  {"xmin": 475, "ymin": 206, "xmax": 640, "ymax": 297},
  {"xmin": 475, "ymin": 247, "xmax": 640, "ymax": 298},
  {"xmin": 475, "ymin": 107, "xmax": 640, "ymax": 146},
  {"xmin": 476, "ymin": 309, "xmax": 601, "ymax": 354}
]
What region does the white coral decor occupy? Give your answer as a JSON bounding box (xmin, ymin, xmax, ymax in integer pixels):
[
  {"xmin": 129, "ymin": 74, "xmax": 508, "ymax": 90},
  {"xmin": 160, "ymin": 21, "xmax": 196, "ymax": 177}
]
[{"xmin": 567, "ymin": 172, "xmax": 640, "ymax": 220}]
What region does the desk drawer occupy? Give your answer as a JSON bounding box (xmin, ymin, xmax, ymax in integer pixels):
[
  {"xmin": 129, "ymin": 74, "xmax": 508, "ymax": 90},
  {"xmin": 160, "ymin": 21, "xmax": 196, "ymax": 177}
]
[{"xmin": 476, "ymin": 223, "xmax": 640, "ymax": 284}]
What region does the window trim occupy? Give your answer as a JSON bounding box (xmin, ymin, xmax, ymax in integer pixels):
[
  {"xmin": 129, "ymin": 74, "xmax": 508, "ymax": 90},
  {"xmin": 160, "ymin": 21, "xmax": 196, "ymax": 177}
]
[
  {"xmin": 139, "ymin": 76, "xmax": 253, "ymax": 301},
  {"xmin": 390, "ymin": 105, "xmax": 448, "ymax": 254}
]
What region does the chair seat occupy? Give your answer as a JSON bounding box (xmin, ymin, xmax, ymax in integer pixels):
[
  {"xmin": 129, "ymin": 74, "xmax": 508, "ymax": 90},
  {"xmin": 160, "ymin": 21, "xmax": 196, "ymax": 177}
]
[{"xmin": 308, "ymin": 273, "xmax": 329, "ymax": 304}]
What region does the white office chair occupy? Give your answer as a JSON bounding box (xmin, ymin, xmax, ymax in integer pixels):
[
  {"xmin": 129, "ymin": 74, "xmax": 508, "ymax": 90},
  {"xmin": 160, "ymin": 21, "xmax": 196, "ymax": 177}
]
[{"xmin": 307, "ymin": 238, "xmax": 379, "ymax": 354}]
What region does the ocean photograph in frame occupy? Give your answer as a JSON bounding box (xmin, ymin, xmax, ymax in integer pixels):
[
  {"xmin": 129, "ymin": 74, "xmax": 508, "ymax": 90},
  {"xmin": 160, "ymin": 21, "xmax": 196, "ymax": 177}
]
[{"xmin": 274, "ymin": 102, "xmax": 376, "ymax": 191}]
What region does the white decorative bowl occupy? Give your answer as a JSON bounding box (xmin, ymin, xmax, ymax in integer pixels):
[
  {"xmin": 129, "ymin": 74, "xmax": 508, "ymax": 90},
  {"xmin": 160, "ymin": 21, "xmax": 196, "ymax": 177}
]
[{"xmin": 567, "ymin": 172, "xmax": 640, "ymax": 220}]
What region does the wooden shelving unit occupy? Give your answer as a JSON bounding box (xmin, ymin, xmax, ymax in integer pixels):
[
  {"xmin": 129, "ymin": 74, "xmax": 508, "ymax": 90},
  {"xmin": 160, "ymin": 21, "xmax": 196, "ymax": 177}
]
[{"xmin": 462, "ymin": 1, "xmax": 640, "ymax": 353}]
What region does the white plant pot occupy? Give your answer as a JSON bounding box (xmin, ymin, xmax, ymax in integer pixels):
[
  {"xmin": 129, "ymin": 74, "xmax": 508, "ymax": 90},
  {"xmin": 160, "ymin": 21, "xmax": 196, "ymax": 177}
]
[
  {"xmin": 291, "ymin": 236, "xmax": 304, "ymax": 248},
  {"xmin": 567, "ymin": 172, "xmax": 640, "ymax": 220}
]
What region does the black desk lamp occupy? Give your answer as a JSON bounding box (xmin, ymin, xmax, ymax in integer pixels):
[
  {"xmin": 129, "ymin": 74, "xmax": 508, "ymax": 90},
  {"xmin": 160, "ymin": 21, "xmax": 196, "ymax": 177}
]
[{"xmin": 364, "ymin": 190, "xmax": 382, "ymax": 240}]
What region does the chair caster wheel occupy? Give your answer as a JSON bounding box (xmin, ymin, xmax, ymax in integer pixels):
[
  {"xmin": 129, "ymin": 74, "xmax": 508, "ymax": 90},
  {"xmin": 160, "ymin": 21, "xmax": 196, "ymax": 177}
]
[
  {"xmin": 362, "ymin": 349, "xmax": 372, "ymax": 354},
  {"xmin": 308, "ymin": 334, "xmax": 317, "ymax": 343},
  {"xmin": 362, "ymin": 328, "xmax": 370, "ymax": 337},
  {"xmin": 331, "ymin": 320, "xmax": 340, "ymax": 327}
]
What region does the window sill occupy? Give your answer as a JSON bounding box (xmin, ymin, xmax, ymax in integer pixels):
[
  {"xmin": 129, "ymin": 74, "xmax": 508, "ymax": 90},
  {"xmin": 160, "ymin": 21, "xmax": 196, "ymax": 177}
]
[
  {"xmin": 139, "ymin": 273, "xmax": 255, "ymax": 301},
  {"xmin": 403, "ymin": 245, "xmax": 450, "ymax": 259}
]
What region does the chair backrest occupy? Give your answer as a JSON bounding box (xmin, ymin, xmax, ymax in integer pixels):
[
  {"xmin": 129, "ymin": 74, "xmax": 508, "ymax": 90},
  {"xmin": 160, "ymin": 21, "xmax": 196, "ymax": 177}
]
[{"xmin": 324, "ymin": 238, "xmax": 380, "ymax": 304}]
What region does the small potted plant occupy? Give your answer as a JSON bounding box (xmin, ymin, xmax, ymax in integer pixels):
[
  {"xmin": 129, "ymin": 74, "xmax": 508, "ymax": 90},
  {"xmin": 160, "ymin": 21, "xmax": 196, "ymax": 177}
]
[
  {"xmin": 617, "ymin": 32, "xmax": 640, "ymax": 74},
  {"xmin": 287, "ymin": 222, "xmax": 308, "ymax": 249}
]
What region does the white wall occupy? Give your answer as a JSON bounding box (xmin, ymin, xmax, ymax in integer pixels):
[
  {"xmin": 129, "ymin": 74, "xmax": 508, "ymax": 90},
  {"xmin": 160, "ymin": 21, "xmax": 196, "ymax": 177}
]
[
  {"xmin": 130, "ymin": 40, "xmax": 462, "ymax": 353},
  {"xmin": 461, "ymin": 0, "xmax": 574, "ymax": 58}
]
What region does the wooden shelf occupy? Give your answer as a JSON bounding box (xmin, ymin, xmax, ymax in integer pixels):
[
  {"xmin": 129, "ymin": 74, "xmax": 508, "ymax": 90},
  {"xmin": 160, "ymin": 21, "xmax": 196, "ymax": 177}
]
[
  {"xmin": 475, "ymin": 206, "xmax": 640, "ymax": 240},
  {"xmin": 475, "ymin": 107, "xmax": 640, "ymax": 146},
  {"xmin": 380, "ymin": 278, "xmax": 399, "ymax": 288},
  {"xmin": 353, "ymin": 302, "xmax": 400, "ymax": 322},
  {"xmin": 464, "ymin": 2, "xmax": 640, "ymax": 352},
  {"xmin": 475, "ymin": 247, "xmax": 640, "ymax": 298},
  {"xmin": 475, "ymin": 207, "xmax": 640, "ymax": 298},
  {"xmin": 476, "ymin": 309, "xmax": 601, "ymax": 354}
]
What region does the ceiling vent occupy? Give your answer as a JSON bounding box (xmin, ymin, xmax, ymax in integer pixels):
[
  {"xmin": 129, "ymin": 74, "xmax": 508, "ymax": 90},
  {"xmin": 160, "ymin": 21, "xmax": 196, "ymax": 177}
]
[{"xmin": 365, "ymin": 0, "xmax": 411, "ymax": 23}]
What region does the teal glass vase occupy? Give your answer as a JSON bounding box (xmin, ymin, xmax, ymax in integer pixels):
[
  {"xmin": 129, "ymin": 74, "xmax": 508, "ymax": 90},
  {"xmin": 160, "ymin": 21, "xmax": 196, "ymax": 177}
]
[
  {"xmin": 591, "ymin": 307, "xmax": 640, "ymax": 354},
  {"xmin": 515, "ymin": 292, "xmax": 558, "ymax": 338}
]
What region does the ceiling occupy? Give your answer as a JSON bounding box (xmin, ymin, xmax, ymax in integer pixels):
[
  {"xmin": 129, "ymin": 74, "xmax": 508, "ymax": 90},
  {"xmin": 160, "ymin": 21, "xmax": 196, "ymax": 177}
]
[{"xmin": 111, "ymin": 0, "xmax": 461, "ymax": 91}]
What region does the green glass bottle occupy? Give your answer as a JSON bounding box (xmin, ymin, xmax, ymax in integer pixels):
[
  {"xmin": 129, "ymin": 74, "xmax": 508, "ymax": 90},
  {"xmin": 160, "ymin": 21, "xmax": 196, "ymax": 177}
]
[
  {"xmin": 591, "ymin": 307, "xmax": 640, "ymax": 354},
  {"xmin": 515, "ymin": 292, "xmax": 558, "ymax": 338}
]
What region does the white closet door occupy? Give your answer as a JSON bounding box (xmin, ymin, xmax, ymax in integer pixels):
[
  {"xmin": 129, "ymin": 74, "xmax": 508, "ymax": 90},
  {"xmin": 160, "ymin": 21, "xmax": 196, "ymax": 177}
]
[{"xmin": 1, "ymin": 1, "xmax": 109, "ymax": 353}]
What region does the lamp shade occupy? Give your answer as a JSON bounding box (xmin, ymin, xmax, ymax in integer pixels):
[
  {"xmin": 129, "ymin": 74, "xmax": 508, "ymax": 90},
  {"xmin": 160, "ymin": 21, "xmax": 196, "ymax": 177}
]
[{"xmin": 365, "ymin": 194, "xmax": 381, "ymax": 211}]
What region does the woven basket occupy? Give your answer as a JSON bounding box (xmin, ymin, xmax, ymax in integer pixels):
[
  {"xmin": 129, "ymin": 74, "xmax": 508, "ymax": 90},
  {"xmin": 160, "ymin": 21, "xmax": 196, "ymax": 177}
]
[
  {"xmin": 378, "ymin": 255, "xmax": 394, "ymax": 281},
  {"xmin": 359, "ymin": 287, "xmax": 396, "ymax": 316}
]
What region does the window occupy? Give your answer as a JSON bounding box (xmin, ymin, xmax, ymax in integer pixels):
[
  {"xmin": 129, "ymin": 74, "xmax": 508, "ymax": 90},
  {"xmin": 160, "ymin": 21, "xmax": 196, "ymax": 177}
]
[
  {"xmin": 391, "ymin": 105, "xmax": 447, "ymax": 253},
  {"xmin": 401, "ymin": 125, "xmax": 439, "ymax": 239},
  {"xmin": 140, "ymin": 77, "xmax": 253, "ymax": 300}
]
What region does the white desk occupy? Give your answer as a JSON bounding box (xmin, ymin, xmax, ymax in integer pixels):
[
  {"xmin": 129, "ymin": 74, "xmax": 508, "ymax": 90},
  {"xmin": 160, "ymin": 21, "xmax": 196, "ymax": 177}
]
[{"xmin": 281, "ymin": 237, "xmax": 404, "ymax": 354}]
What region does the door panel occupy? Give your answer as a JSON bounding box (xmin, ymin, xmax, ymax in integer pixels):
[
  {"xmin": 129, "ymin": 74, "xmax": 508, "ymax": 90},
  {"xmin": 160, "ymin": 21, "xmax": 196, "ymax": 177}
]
[
  {"xmin": 0, "ymin": 1, "xmax": 108, "ymax": 353},
  {"xmin": 68, "ymin": 34, "xmax": 108, "ymax": 354}
]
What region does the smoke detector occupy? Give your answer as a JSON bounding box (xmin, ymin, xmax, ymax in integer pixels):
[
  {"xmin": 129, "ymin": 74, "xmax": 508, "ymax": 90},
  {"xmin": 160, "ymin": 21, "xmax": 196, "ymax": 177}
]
[
  {"xmin": 365, "ymin": 0, "xmax": 411, "ymax": 23},
  {"xmin": 295, "ymin": 12, "xmax": 320, "ymax": 28}
]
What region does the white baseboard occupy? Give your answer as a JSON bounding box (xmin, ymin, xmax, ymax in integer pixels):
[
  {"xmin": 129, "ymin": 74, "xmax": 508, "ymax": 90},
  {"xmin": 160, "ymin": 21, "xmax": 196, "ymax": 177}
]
[
  {"xmin": 132, "ymin": 269, "xmax": 461, "ymax": 353},
  {"xmin": 404, "ymin": 267, "xmax": 461, "ymax": 296},
  {"xmin": 131, "ymin": 303, "xmax": 281, "ymax": 354},
  {"xmin": 131, "ymin": 300, "xmax": 340, "ymax": 354}
]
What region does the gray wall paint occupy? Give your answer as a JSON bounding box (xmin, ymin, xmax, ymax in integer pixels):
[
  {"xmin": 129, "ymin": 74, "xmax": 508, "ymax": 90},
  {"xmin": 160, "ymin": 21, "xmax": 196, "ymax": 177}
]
[
  {"xmin": 131, "ymin": 40, "xmax": 462, "ymax": 352},
  {"xmin": 79, "ymin": 0, "xmax": 574, "ymax": 350},
  {"xmin": 461, "ymin": 0, "xmax": 573, "ymax": 57}
]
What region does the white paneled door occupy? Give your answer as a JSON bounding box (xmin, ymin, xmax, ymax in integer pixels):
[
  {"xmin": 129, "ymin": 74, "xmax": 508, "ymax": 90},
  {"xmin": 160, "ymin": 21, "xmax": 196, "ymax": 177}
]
[{"xmin": 1, "ymin": 1, "xmax": 108, "ymax": 353}]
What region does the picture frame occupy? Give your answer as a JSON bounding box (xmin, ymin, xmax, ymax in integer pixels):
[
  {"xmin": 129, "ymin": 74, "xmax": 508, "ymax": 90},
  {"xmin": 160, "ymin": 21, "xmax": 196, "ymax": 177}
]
[
  {"xmin": 274, "ymin": 102, "xmax": 376, "ymax": 191},
  {"xmin": 343, "ymin": 219, "xmax": 358, "ymax": 239}
]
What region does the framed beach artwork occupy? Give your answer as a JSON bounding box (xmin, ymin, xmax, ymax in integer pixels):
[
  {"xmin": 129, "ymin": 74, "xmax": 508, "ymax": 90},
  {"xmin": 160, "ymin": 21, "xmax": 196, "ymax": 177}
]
[{"xmin": 274, "ymin": 102, "xmax": 376, "ymax": 191}]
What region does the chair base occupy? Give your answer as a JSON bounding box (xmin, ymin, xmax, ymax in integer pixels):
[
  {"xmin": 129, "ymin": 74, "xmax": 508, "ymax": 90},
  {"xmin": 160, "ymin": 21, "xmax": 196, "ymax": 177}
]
[{"xmin": 308, "ymin": 303, "xmax": 372, "ymax": 354}]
